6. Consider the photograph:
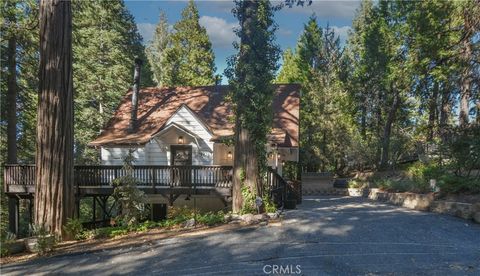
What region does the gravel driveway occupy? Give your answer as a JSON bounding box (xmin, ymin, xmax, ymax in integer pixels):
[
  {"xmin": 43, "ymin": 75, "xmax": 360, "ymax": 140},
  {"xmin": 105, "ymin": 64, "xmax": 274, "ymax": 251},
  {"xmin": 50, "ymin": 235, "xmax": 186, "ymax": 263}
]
[{"xmin": 2, "ymin": 196, "xmax": 480, "ymax": 275}]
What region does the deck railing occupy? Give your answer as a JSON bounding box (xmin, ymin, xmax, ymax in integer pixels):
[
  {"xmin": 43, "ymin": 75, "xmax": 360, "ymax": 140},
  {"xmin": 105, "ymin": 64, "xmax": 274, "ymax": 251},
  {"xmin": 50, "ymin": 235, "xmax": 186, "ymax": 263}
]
[
  {"xmin": 3, "ymin": 164, "xmax": 233, "ymax": 193},
  {"xmin": 266, "ymin": 167, "xmax": 288, "ymax": 208}
]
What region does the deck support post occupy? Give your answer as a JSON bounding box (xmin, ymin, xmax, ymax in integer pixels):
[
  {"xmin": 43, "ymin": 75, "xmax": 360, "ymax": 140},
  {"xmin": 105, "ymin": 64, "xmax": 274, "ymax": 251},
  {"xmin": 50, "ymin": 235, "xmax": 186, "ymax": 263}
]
[
  {"xmin": 8, "ymin": 197, "xmax": 19, "ymax": 235},
  {"xmin": 92, "ymin": 196, "xmax": 96, "ymax": 227}
]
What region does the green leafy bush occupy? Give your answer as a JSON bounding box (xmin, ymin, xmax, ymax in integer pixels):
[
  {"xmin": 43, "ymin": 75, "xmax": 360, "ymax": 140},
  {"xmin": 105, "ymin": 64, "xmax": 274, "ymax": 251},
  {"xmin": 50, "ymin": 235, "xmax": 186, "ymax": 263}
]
[
  {"xmin": 437, "ymin": 175, "xmax": 480, "ymax": 194},
  {"xmin": 196, "ymin": 211, "xmax": 225, "ymax": 226},
  {"xmin": 347, "ymin": 179, "xmax": 367, "ymax": 189},
  {"xmin": 63, "ymin": 218, "xmax": 84, "ymax": 240},
  {"xmin": 112, "ymin": 150, "xmax": 148, "ymax": 226},
  {"xmin": 0, "ymin": 232, "xmax": 16, "ymax": 256},
  {"xmin": 30, "ymin": 224, "xmax": 56, "ymax": 255}
]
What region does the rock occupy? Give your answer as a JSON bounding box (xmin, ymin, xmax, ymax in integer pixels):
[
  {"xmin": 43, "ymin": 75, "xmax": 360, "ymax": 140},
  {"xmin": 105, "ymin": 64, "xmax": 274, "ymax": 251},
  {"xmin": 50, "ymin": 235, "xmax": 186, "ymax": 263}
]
[
  {"xmin": 241, "ymin": 214, "xmax": 256, "ymax": 224},
  {"xmin": 253, "ymin": 213, "xmax": 269, "ymax": 222},
  {"xmin": 223, "ymin": 214, "xmax": 232, "ymax": 222},
  {"xmin": 267, "ymin": 212, "xmax": 278, "ymax": 219},
  {"xmin": 183, "ymin": 218, "xmax": 195, "ymax": 228},
  {"xmin": 259, "ymin": 221, "xmax": 268, "ymax": 226},
  {"xmin": 472, "ymin": 203, "xmax": 480, "ymax": 213},
  {"xmin": 473, "ymin": 212, "xmax": 480, "ymax": 224}
]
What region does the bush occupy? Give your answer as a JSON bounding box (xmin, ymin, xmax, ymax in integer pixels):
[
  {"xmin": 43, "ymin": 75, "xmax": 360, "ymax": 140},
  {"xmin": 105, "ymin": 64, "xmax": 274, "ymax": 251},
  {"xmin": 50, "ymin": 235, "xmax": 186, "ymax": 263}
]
[
  {"xmin": 437, "ymin": 175, "xmax": 480, "ymax": 194},
  {"xmin": 112, "ymin": 150, "xmax": 148, "ymax": 227},
  {"xmin": 0, "ymin": 232, "xmax": 16, "ymax": 257},
  {"xmin": 196, "ymin": 211, "xmax": 225, "ymax": 226},
  {"xmin": 63, "ymin": 218, "xmax": 84, "ymax": 240},
  {"xmin": 30, "ymin": 224, "xmax": 56, "ymax": 255},
  {"xmin": 347, "ymin": 179, "xmax": 367, "ymax": 189}
]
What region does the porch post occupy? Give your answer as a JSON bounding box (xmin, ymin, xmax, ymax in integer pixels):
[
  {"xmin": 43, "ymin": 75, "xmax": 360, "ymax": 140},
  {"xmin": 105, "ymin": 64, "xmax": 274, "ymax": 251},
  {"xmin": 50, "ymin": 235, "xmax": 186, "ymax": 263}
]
[{"xmin": 8, "ymin": 197, "xmax": 19, "ymax": 235}]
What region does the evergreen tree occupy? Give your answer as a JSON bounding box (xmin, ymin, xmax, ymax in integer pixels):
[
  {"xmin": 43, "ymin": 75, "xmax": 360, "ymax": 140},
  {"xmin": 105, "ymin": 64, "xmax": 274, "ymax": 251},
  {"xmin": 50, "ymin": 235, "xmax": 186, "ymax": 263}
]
[
  {"xmin": 72, "ymin": 0, "xmax": 154, "ymax": 164},
  {"xmin": 163, "ymin": 0, "xmax": 216, "ymax": 86},
  {"xmin": 225, "ymin": 0, "xmax": 280, "ymax": 213},
  {"xmin": 276, "ymin": 48, "xmax": 300, "ymax": 83},
  {"xmin": 146, "ymin": 11, "xmax": 170, "ymax": 87}
]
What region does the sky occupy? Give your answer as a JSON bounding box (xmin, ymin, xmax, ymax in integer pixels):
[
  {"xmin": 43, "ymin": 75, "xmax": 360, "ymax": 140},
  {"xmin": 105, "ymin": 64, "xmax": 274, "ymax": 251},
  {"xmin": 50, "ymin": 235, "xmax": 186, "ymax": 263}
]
[{"xmin": 125, "ymin": 0, "xmax": 361, "ymax": 82}]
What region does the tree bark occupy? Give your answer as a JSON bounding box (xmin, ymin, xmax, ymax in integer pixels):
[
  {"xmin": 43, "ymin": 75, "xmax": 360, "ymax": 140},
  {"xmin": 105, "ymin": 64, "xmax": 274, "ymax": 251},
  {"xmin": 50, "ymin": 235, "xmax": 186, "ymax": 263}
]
[
  {"xmin": 459, "ymin": 10, "xmax": 473, "ymax": 126},
  {"xmin": 35, "ymin": 0, "xmax": 74, "ymax": 238},
  {"xmin": 380, "ymin": 87, "xmax": 400, "ymax": 168},
  {"xmin": 6, "ymin": 27, "xmax": 17, "ymax": 164},
  {"xmin": 427, "ymin": 81, "xmax": 439, "ymax": 140},
  {"xmin": 232, "ymin": 117, "xmax": 245, "ymax": 213}
]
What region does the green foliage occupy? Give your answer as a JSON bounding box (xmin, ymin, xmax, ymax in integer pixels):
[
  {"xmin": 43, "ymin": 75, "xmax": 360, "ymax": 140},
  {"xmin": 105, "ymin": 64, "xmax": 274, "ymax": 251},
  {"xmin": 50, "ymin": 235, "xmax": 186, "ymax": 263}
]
[
  {"xmin": 195, "ymin": 211, "xmax": 225, "ymax": 226},
  {"xmin": 437, "ymin": 175, "xmax": 480, "ymax": 195},
  {"xmin": 63, "ymin": 218, "xmax": 84, "ymax": 240},
  {"xmin": 226, "ymin": 1, "xmax": 281, "ymax": 204},
  {"xmin": 161, "ymin": 0, "xmax": 216, "ymax": 86},
  {"xmin": 276, "ymin": 48, "xmax": 300, "ymax": 83},
  {"xmin": 240, "ymin": 185, "xmax": 257, "ymax": 214},
  {"xmin": 262, "ymin": 194, "xmax": 277, "ymax": 213},
  {"xmin": 0, "ymin": 232, "xmax": 16, "ymax": 257},
  {"xmin": 283, "ymin": 161, "xmax": 299, "ymax": 181},
  {"xmin": 347, "ymin": 179, "xmax": 367, "ymax": 189},
  {"xmin": 30, "ymin": 224, "xmax": 56, "ymax": 255},
  {"xmin": 112, "ymin": 151, "xmax": 148, "ymax": 226},
  {"xmin": 72, "ymin": 0, "xmax": 154, "ymax": 164},
  {"xmin": 146, "ymin": 11, "xmax": 170, "ymax": 86}
]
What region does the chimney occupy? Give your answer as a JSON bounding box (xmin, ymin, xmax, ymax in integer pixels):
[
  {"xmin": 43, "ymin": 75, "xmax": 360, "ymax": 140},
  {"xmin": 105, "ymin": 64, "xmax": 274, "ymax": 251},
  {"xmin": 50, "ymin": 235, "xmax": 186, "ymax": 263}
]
[{"xmin": 130, "ymin": 58, "xmax": 142, "ymax": 132}]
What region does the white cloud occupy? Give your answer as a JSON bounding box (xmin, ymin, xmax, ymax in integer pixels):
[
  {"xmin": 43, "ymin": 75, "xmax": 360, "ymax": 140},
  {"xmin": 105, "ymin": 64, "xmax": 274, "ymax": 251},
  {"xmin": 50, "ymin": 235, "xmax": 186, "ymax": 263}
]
[
  {"xmin": 137, "ymin": 23, "xmax": 156, "ymax": 44},
  {"xmin": 278, "ymin": 28, "xmax": 293, "ymax": 37},
  {"xmin": 199, "ymin": 16, "xmax": 238, "ymax": 49},
  {"xmin": 331, "ymin": 25, "xmax": 351, "ymax": 44},
  {"xmin": 277, "ymin": 0, "xmax": 361, "ymax": 19}
]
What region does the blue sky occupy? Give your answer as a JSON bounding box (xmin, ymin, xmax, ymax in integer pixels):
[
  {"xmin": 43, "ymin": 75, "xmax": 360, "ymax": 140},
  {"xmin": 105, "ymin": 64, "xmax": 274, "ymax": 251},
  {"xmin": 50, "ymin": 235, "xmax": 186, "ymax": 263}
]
[{"xmin": 125, "ymin": 0, "xmax": 361, "ymax": 81}]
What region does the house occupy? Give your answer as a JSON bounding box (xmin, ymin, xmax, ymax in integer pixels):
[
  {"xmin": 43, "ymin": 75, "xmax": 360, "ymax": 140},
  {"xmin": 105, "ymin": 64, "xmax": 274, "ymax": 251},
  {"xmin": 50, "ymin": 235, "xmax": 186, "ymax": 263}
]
[
  {"xmin": 89, "ymin": 84, "xmax": 300, "ymax": 174},
  {"xmin": 89, "ymin": 83, "xmax": 300, "ymax": 210}
]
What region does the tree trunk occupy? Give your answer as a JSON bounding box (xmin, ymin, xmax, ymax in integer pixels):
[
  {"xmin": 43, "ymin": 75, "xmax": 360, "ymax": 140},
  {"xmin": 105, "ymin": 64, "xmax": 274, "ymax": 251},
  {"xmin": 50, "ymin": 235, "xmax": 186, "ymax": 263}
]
[
  {"xmin": 35, "ymin": 0, "xmax": 74, "ymax": 238},
  {"xmin": 380, "ymin": 87, "xmax": 400, "ymax": 168},
  {"xmin": 6, "ymin": 27, "xmax": 17, "ymax": 164},
  {"xmin": 459, "ymin": 11, "xmax": 473, "ymax": 126},
  {"xmin": 232, "ymin": 117, "xmax": 245, "ymax": 213},
  {"xmin": 427, "ymin": 81, "xmax": 439, "ymax": 140}
]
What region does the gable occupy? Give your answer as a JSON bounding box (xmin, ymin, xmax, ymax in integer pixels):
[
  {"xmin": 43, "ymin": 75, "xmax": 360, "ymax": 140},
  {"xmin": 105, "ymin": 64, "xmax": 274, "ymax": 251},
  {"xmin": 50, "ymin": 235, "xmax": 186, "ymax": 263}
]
[{"xmin": 89, "ymin": 84, "xmax": 300, "ymax": 147}]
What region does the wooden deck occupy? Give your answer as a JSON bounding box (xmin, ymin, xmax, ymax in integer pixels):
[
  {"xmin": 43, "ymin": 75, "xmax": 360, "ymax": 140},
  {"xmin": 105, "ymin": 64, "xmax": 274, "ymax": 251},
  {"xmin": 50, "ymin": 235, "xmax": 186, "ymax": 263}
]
[{"xmin": 4, "ymin": 164, "xmax": 233, "ymax": 197}]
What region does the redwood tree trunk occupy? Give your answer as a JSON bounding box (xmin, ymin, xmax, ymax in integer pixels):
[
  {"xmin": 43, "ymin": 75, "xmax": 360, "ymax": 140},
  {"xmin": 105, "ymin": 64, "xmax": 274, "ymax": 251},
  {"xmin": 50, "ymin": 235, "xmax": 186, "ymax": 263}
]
[
  {"xmin": 6, "ymin": 29, "xmax": 17, "ymax": 164},
  {"xmin": 35, "ymin": 0, "xmax": 74, "ymax": 237}
]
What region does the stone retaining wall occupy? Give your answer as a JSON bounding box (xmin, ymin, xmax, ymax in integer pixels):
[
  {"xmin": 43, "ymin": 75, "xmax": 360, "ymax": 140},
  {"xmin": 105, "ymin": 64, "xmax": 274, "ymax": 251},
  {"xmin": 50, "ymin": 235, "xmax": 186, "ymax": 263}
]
[
  {"xmin": 302, "ymin": 186, "xmax": 480, "ymax": 224},
  {"xmin": 367, "ymin": 188, "xmax": 480, "ymax": 224}
]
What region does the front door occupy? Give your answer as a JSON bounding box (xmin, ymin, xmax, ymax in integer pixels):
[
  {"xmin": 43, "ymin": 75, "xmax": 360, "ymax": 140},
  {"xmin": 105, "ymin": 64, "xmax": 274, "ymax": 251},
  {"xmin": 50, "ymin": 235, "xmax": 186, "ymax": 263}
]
[{"xmin": 170, "ymin": 145, "xmax": 192, "ymax": 186}]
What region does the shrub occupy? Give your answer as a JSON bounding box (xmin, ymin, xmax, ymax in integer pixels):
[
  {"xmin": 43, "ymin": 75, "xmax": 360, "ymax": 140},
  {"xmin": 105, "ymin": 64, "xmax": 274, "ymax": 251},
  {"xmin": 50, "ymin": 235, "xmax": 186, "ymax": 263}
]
[
  {"xmin": 112, "ymin": 150, "xmax": 147, "ymax": 227},
  {"xmin": 437, "ymin": 175, "xmax": 480, "ymax": 194},
  {"xmin": 63, "ymin": 218, "xmax": 84, "ymax": 240},
  {"xmin": 30, "ymin": 224, "xmax": 56, "ymax": 255},
  {"xmin": 347, "ymin": 179, "xmax": 367, "ymax": 189},
  {"xmin": 196, "ymin": 211, "xmax": 225, "ymax": 226},
  {"xmin": 0, "ymin": 232, "xmax": 16, "ymax": 257}
]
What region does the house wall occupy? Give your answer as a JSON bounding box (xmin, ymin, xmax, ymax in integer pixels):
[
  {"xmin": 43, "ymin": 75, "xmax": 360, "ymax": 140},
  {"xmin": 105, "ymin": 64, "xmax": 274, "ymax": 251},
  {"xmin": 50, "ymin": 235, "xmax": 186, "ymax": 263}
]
[
  {"xmin": 100, "ymin": 106, "xmax": 215, "ymax": 166},
  {"xmin": 100, "ymin": 147, "xmax": 146, "ymax": 165},
  {"xmin": 213, "ymin": 143, "xmax": 234, "ymax": 166}
]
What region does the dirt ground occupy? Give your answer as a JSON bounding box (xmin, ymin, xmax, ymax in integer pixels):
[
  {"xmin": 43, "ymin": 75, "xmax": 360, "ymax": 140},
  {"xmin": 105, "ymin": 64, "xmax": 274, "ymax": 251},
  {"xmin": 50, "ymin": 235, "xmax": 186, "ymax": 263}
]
[{"xmin": 0, "ymin": 222, "xmax": 257, "ymax": 265}]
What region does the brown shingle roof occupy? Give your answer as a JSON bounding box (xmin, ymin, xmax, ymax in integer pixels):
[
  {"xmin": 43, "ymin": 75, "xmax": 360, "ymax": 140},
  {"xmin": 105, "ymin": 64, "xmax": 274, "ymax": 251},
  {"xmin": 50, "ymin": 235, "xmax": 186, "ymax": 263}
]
[{"xmin": 89, "ymin": 84, "xmax": 300, "ymax": 147}]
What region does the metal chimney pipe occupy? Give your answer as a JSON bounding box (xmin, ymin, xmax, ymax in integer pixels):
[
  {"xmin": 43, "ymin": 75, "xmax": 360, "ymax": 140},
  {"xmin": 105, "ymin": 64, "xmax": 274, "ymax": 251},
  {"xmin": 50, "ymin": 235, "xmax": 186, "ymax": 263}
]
[{"xmin": 130, "ymin": 58, "xmax": 142, "ymax": 131}]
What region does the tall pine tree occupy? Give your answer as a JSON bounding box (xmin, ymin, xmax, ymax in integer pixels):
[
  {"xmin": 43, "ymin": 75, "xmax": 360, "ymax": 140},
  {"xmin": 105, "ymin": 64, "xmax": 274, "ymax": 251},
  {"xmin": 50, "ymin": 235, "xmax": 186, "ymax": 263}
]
[{"xmin": 163, "ymin": 0, "xmax": 216, "ymax": 86}]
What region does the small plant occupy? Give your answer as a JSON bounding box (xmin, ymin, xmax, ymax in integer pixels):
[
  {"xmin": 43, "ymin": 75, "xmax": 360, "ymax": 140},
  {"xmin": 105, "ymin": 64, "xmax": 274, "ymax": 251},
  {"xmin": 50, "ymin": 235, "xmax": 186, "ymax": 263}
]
[
  {"xmin": 347, "ymin": 179, "xmax": 366, "ymax": 189},
  {"xmin": 29, "ymin": 224, "xmax": 56, "ymax": 255},
  {"xmin": 262, "ymin": 194, "xmax": 277, "ymax": 213},
  {"xmin": 240, "ymin": 185, "xmax": 256, "ymax": 214},
  {"xmin": 63, "ymin": 218, "xmax": 84, "ymax": 240},
  {"xmin": 0, "ymin": 232, "xmax": 17, "ymax": 257},
  {"xmin": 112, "ymin": 150, "xmax": 148, "ymax": 227},
  {"xmin": 196, "ymin": 211, "xmax": 225, "ymax": 226}
]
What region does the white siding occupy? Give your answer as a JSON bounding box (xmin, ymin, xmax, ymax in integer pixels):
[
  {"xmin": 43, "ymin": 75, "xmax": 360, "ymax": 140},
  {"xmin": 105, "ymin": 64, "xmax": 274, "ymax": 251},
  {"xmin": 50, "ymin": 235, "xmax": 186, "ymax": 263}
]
[{"xmin": 101, "ymin": 147, "xmax": 146, "ymax": 165}]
